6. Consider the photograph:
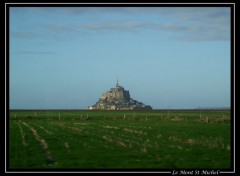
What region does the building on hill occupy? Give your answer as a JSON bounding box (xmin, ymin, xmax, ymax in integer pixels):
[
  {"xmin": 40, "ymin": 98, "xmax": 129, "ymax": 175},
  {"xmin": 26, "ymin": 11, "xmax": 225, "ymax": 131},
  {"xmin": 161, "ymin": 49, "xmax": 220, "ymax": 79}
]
[{"xmin": 89, "ymin": 80, "xmax": 152, "ymax": 110}]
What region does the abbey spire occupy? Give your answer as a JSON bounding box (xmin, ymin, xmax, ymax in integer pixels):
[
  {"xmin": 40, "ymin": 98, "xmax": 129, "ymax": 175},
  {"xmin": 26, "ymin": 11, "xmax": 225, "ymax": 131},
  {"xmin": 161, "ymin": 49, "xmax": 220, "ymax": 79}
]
[{"xmin": 116, "ymin": 77, "xmax": 119, "ymax": 87}]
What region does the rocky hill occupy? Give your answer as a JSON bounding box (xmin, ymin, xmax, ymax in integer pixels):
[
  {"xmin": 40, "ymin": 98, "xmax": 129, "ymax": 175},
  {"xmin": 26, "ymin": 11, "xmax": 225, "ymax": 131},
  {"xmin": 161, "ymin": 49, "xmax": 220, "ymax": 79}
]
[{"xmin": 89, "ymin": 80, "xmax": 152, "ymax": 110}]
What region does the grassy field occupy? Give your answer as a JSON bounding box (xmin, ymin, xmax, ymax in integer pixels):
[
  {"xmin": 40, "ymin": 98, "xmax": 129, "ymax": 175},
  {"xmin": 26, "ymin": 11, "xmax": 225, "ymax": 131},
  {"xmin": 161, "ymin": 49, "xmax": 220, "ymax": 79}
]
[{"xmin": 8, "ymin": 110, "xmax": 231, "ymax": 169}]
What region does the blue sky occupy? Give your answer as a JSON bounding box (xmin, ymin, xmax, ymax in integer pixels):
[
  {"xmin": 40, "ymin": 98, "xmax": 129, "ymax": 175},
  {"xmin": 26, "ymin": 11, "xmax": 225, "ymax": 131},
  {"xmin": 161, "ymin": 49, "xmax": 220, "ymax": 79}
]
[{"xmin": 9, "ymin": 7, "xmax": 231, "ymax": 109}]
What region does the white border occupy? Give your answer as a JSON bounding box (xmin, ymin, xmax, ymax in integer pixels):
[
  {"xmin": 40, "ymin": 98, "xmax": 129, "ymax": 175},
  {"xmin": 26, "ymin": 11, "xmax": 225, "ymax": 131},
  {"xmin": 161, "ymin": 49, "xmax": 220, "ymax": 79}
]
[
  {"xmin": 5, "ymin": 2, "xmax": 7, "ymax": 174},
  {"xmin": 5, "ymin": 2, "xmax": 235, "ymax": 174}
]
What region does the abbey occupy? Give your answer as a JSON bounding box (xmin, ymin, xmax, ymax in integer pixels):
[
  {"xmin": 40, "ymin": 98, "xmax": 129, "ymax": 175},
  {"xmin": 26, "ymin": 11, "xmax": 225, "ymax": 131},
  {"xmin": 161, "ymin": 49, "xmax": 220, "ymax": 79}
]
[{"xmin": 89, "ymin": 80, "xmax": 152, "ymax": 110}]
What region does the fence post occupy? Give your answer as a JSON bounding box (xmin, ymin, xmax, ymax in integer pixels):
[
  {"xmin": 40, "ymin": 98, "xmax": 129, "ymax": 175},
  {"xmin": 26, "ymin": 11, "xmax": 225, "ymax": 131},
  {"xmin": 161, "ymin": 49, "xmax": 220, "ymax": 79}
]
[
  {"xmin": 59, "ymin": 112, "xmax": 61, "ymax": 121},
  {"xmin": 167, "ymin": 106, "xmax": 171, "ymax": 119},
  {"xmin": 200, "ymin": 112, "xmax": 202, "ymax": 123}
]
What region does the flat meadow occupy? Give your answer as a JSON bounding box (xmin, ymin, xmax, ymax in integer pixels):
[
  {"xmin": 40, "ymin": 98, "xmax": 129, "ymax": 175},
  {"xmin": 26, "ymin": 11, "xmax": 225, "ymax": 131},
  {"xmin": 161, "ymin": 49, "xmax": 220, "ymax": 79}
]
[{"xmin": 8, "ymin": 110, "xmax": 231, "ymax": 169}]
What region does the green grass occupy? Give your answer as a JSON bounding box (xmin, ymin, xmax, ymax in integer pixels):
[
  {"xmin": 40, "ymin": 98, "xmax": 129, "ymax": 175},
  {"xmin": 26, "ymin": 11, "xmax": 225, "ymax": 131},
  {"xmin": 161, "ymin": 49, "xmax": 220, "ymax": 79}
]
[{"xmin": 9, "ymin": 110, "xmax": 231, "ymax": 169}]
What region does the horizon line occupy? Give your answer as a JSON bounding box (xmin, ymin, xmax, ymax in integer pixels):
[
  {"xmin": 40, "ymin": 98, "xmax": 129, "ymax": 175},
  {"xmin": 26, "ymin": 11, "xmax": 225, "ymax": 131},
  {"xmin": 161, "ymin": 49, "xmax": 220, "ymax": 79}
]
[{"xmin": 9, "ymin": 107, "xmax": 231, "ymax": 111}]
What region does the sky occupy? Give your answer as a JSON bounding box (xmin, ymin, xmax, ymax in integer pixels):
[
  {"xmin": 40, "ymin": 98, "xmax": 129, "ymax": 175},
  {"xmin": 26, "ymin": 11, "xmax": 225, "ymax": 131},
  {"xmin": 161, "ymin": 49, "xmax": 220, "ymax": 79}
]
[{"xmin": 9, "ymin": 6, "xmax": 231, "ymax": 109}]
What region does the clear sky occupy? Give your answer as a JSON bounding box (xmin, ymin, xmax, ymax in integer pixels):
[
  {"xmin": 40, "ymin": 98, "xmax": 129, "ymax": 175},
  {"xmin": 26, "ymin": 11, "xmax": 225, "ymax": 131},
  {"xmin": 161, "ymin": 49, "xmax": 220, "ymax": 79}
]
[{"xmin": 9, "ymin": 7, "xmax": 231, "ymax": 109}]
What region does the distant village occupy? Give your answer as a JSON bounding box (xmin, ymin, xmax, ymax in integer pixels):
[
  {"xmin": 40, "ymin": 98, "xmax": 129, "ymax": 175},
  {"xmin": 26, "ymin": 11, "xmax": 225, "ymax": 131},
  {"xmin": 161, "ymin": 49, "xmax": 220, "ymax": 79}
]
[{"xmin": 88, "ymin": 80, "xmax": 152, "ymax": 110}]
